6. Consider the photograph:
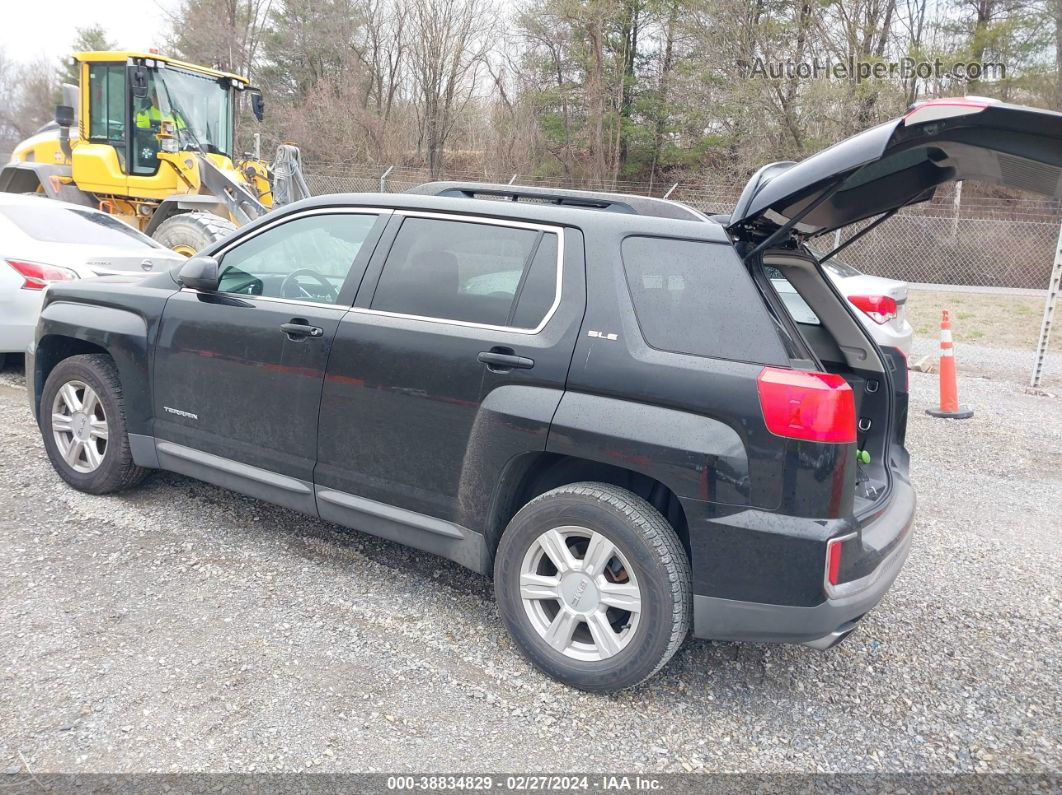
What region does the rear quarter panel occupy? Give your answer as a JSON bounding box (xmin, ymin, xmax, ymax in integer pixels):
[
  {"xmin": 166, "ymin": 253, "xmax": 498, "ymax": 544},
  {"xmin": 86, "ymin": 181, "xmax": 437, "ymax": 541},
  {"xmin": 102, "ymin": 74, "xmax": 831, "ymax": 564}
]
[
  {"xmin": 554, "ymin": 221, "xmax": 862, "ymax": 607},
  {"xmin": 557, "ymin": 220, "xmax": 788, "ymax": 510}
]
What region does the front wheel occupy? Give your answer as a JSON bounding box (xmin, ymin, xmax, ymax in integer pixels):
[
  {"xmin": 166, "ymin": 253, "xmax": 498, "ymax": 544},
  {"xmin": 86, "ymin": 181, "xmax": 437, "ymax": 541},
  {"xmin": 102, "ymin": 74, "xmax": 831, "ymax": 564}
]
[
  {"xmin": 40, "ymin": 354, "xmax": 148, "ymax": 494},
  {"xmin": 152, "ymin": 211, "xmax": 237, "ymax": 257},
  {"xmin": 494, "ymin": 482, "xmax": 691, "ymax": 692}
]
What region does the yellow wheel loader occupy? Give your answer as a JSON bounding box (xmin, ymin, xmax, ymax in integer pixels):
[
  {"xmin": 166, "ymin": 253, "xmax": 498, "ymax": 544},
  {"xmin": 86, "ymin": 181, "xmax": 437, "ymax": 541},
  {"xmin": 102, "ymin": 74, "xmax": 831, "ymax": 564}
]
[{"xmin": 0, "ymin": 51, "xmax": 308, "ymax": 255}]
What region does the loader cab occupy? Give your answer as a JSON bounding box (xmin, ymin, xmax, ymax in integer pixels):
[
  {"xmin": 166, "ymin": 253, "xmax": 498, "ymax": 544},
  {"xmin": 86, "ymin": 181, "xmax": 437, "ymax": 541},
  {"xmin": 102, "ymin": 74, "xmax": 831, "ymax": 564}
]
[{"xmin": 72, "ymin": 52, "xmax": 246, "ymax": 198}]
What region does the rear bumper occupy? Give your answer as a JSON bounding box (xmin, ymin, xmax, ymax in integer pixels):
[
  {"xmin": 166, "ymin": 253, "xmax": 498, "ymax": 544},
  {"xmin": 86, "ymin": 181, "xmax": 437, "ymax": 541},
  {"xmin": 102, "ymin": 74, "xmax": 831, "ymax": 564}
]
[
  {"xmin": 0, "ymin": 323, "xmax": 34, "ymax": 354},
  {"xmin": 865, "ymin": 317, "xmax": 913, "ymax": 357},
  {"xmin": 692, "ymin": 477, "xmax": 915, "ymax": 646},
  {"xmin": 0, "ymin": 284, "xmax": 44, "ymax": 354}
]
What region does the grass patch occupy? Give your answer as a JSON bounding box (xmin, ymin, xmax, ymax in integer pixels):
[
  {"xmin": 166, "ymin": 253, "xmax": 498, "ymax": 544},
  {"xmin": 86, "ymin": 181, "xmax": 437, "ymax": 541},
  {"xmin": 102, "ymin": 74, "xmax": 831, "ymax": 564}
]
[{"xmin": 906, "ymin": 290, "xmax": 1057, "ymax": 351}]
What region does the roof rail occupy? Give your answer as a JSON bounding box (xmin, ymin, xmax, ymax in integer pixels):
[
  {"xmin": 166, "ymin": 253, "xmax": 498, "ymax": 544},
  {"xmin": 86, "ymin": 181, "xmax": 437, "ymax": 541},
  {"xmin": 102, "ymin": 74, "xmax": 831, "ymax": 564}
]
[{"xmin": 407, "ymin": 181, "xmax": 708, "ymax": 222}]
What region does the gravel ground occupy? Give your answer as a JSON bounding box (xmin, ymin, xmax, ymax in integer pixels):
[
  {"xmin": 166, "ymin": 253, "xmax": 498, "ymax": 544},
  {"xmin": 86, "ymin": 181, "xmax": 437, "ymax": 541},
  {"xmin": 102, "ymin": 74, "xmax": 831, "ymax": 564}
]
[
  {"xmin": 909, "ymin": 335, "xmax": 1062, "ymax": 391},
  {"xmin": 905, "ymin": 289, "xmax": 1061, "ymax": 372},
  {"xmin": 1, "ymin": 353, "xmax": 1060, "ymax": 775}
]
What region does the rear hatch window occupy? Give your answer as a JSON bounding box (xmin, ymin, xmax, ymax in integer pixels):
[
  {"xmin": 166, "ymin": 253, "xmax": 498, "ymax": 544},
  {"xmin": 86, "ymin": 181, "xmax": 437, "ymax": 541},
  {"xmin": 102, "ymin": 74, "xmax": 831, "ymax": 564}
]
[
  {"xmin": 622, "ymin": 236, "xmax": 788, "ymax": 365},
  {"xmin": 3, "ymin": 204, "xmax": 162, "ymax": 249}
]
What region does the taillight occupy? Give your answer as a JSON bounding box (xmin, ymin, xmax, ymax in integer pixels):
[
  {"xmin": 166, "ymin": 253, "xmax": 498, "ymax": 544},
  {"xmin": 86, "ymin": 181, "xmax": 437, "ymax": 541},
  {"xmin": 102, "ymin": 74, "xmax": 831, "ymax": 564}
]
[
  {"xmin": 848, "ymin": 294, "xmax": 898, "ymax": 325},
  {"xmin": 757, "ymin": 367, "xmax": 857, "ymax": 444},
  {"xmin": 5, "ymin": 259, "xmax": 79, "ymax": 290}
]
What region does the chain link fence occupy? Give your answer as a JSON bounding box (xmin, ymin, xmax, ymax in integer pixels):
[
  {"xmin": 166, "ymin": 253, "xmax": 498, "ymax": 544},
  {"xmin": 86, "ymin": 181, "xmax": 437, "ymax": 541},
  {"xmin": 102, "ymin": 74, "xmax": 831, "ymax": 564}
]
[
  {"xmin": 305, "ymin": 166, "xmax": 1060, "ymax": 291},
  {"xmin": 820, "ymin": 215, "xmax": 1059, "ymax": 289},
  {"xmin": 4, "ymin": 148, "xmax": 1056, "ymax": 290}
]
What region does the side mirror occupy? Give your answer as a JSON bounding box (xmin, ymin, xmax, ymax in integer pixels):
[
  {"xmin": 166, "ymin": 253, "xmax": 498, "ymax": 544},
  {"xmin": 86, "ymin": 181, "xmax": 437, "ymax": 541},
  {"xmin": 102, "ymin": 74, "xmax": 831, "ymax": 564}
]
[
  {"xmin": 178, "ymin": 255, "xmax": 220, "ymax": 291},
  {"xmin": 55, "ymin": 104, "xmax": 75, "ymax": 128},
  {"xmin": 250, "ymin": 92, "xmax": 265, "ymax": 122},
  {"xmin": 131, "ymin": 65, "xmax": 149, "ymax": 99}
]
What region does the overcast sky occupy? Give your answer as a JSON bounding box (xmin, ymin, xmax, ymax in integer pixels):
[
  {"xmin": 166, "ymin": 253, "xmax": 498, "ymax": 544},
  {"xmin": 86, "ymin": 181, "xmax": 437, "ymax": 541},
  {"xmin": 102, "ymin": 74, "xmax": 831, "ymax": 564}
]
[{"xmin": 2, "ymin": 0, "xmax": 171, "ymax": 64}]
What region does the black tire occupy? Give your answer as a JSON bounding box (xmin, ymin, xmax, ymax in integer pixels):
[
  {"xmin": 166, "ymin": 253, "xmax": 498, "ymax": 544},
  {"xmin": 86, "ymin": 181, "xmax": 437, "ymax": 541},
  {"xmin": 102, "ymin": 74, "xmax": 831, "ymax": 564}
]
[
  {"xmin": 40, "ymin": 354, "xmax": 148, "ymax": 494},
  {"xmin": 152, "ymin": 211, "xmax": 236, "ymax": 256},
  {"xmin": 0, "ymin": 352, "xmax": 7, "ymax": 370},
  {"xmin": 494, "ymin": 482, "xmax": 691, "ymax": 692}
]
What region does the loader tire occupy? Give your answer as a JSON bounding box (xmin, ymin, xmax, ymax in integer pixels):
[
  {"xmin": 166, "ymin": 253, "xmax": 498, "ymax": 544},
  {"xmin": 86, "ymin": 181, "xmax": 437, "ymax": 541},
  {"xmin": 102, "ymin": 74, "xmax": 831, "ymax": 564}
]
[{"xmin": 153, "ymin": 211, "xmax": 237, "ymax": 257}]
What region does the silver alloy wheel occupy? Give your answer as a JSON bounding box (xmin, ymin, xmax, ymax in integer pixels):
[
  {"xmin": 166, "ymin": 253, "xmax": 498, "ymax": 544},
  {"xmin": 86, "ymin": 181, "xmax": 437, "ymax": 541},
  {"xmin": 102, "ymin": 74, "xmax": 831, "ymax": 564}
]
[
  {"xmin": 519, "ymin": 525, "xmax": 642, "ymax": 662},
  {"xmin": 51, "ymin": 380, "xmax": 109, "ymax": 474}
]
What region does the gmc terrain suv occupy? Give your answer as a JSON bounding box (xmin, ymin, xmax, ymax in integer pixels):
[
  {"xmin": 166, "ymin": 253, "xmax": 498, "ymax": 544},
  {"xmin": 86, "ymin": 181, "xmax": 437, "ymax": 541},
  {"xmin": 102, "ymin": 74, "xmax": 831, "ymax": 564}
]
[{"xmin": 29, "ymin": 99, "xmax": 1062, "ymax": 691}]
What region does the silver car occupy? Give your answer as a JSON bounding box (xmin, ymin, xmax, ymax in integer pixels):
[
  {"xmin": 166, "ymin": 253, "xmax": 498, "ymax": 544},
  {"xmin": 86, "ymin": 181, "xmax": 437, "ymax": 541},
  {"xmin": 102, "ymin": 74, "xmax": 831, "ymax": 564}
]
[
  {"xmin": 0, "ymin": 194, "xmax": 184, "ymax": 367},
  {"xmin": 770, "ymin": 257, "xmax": 913, "ymax": 356}
]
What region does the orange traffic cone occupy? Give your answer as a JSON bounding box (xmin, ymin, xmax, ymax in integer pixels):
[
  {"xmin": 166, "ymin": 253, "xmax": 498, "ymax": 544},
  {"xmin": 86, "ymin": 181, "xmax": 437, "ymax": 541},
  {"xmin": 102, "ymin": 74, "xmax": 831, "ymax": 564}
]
[{"xmin": 926, "ymin": 309, "xmax": 973, "ymax": 419}]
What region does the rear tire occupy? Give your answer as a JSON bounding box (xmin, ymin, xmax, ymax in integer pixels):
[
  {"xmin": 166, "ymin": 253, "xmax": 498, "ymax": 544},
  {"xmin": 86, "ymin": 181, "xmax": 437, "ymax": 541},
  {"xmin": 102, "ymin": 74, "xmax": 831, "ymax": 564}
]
[
  {"xmin": 40, "ymin": 354, "xmax": 148, "ymax": 494},
  {"xmin": 152, "ymin": 211, "xmax": 236, "ymax": 257},
  {"xmin": 494, "ymin": 482, "xmax": 691, "ymax": 692}
]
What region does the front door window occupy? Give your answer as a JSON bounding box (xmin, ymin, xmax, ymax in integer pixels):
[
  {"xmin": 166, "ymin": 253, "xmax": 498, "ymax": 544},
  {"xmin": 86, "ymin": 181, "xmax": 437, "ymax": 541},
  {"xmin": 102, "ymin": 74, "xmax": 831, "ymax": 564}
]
[
  {"xmin": 217, "ymin": 213, "xmax": 380, "ymax": 305},
  {"xmin": 131, "ymin": 71, "xmax": 165, "ymax": 175}
]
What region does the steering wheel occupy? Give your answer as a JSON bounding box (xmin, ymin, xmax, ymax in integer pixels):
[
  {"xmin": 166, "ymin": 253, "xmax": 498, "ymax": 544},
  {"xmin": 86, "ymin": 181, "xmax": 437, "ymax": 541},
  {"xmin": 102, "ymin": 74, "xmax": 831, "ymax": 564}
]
[
  {"xmin": 224, "ymin": 275, "xmax": 263, "ymax": 295},
  {"xmin": 281, "ymin": 268, "xmax": 337, "ymax": 303},
  {"xmin": 176, "ymin": 127, "xmax": 200, "ymax": 151}
]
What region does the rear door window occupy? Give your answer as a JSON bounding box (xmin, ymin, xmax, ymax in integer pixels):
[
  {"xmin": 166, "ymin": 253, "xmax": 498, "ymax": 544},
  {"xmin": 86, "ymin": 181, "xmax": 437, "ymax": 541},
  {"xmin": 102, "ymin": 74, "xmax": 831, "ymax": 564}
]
[
  {"xmin": 509, "ymin": 233, "xmax": 560, "ymax": 328},
  {"xmin": 622, "ymin": 236, "xmax": 787, "ymax": 363},
  {"xmin": 370, "ymin": 216, "xmax": 560, "ymax": 329}
]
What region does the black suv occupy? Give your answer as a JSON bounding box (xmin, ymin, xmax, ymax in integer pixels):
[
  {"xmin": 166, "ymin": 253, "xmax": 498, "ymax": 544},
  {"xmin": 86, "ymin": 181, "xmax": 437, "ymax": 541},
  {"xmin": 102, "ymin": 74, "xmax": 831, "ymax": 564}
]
[{"xmin": 28, "ymin": 99, "xmax": 1062, "ymax": 691}]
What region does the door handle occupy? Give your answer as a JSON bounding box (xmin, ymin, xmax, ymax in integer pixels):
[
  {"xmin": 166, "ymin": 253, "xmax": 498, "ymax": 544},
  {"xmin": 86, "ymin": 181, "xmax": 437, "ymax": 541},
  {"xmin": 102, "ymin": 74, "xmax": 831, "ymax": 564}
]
[
  {"xmin": 281, "ymin": 321, "xmax": 323, "ymax": 339},
  {"xmin": 478, "ymin": 348, "xmax": 534, "ymax": 372}
]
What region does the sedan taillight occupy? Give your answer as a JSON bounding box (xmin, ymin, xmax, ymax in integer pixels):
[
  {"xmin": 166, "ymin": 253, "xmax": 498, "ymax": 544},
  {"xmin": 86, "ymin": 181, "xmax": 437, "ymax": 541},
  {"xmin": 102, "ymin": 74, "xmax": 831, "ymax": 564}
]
[
  {"xmin": 848, "ymin": 294, "xmax": 898, "ymax": 325},
  {"xmin": 5, "ymin": 259, "xmax": 79, "ymax": 290}
]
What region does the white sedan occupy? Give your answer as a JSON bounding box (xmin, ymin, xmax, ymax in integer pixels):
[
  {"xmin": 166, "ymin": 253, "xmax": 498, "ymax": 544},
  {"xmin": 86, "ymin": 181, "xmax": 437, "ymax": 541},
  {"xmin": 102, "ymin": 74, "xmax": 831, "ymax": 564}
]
[
  {"xmin": 770, "ymin": 257, "xmax": 914, "ymax": 356},
  {"xmin": 0, "ymin": 194, "xmax": 184, "ymax": 367}
]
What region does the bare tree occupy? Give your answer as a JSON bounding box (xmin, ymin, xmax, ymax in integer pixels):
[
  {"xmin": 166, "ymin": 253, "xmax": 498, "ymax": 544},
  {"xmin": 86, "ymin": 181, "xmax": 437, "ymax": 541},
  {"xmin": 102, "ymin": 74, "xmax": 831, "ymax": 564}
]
[
  {"xmin": 165, "ymin": 0, "xmax": 273, "ymax": 78},
  {"xmin": 0, "ymin": 49, "xmax": 23, "ymax": 147},
  {"xmin": 648, "ymin": 0, "xmax": 679, "ymax": 188},
  {"xmin": 516, "ymin": 7, "xmax": 579, "ymax": 181},
  {"xmin": 360, "ymin": 0, "xmax": 409, "ymax": 123},
  {"xmin": 408, "ymin": 0, "xmax": 496, "ymax": 177},
  {"xmin": 1056, "ymin": 0, "xmax": 1062, "ymax": 109},
  {"xmin": 151, "ymin": 0, "xmax": 1062, "ymax": 183},
  {"xmin": 0, "ymin": 51, "xmax": 57, "ymax": 143}
]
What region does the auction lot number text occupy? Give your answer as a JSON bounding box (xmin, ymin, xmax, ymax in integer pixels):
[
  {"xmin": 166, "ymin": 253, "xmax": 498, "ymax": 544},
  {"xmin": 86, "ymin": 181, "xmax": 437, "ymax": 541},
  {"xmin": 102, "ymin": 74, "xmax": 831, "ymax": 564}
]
[{"xmin": 387, "ymin": 776, "xmax": 662, "ymax": 791}]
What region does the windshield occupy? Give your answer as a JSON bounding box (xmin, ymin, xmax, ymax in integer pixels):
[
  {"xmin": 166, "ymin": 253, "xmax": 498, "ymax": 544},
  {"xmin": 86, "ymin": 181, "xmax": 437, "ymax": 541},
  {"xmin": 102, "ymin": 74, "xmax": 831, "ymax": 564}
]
[
  {"xmin": 2, "ymin": 204, "xmax": 164, "ymax": 249},
  {"xmin": 152, "ymin": 67, "xmax": 233, "ymax": 157}
]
